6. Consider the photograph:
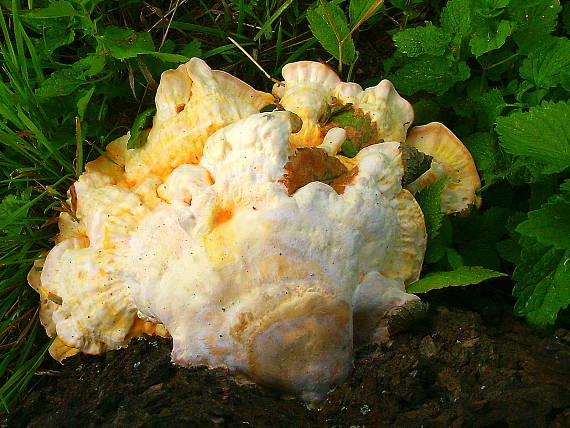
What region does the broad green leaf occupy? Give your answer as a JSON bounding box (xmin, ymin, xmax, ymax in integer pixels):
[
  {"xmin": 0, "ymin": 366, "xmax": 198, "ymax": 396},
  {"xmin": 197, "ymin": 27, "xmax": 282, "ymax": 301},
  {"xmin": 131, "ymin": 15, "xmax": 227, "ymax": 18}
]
[
  {"xmin": 506, "ymin": 0, "xmax": 562, "ymax": 54},
  {"xmin": 145, "ymin": 52, "xmax": 189, "ymax": 63},
  {"xmin": 400, "ymin": 145, "xmax": 433, "ymax": 186},
  {"xmin": 392, "ymin": 23, "xmax": 451, "ymax": 57},
  {"xmin": 416, "ymin": 178, "xmax": 446, "ymax": 240},
  {"xmin": 35, "ymin": 69, "xmax": 86, "ymax": 97},
  {"xmin": 100, "ymin": 26, "xmax": 155, "ymax": 60},
  {"xmin": 33, "ymin": 27, "xmax": 75, "ymax": 54},
  {"xmin": 407, "ymin": 266, "xmax": 506, "ymax": 293},
  {"xmin": 307, "ymin": 1, "xmax": 356, "ymax": 64},
  {"xmin": 519, "ymin": 37, "xmax": 570, "ymax": 89},
  {"xmin": 349, "ymin": 0, "xmax": 383, "ymax": 26},
  {"xmin": 72, "ymin": 54, "xmax": 107, "ymax": 76},
  {"xmin": 128, "ymin": 108, "xmax": 155, "ymax": 149},
  {"xmin": 516, "ymin": 196, "xmax": 570, "ymax": 250},
  {"xmin": 446, "ymin": 247, "xmax": 464, "ymax": 270},
  {"xmin": 23, "ymin": 1, "xmax": 78, "ymax": 18},
  {"xmin": 495, "ymin": 101, "xmax": 570, "ymax": 174},
  {"xmin": 513, "ymin": 237, "xmax": 570, "ymax": 327},
  {"xmin": 463, "ymin": 132, "xmax": 499, "ymax": 185},
  {"xmin": 181, "ymin": 40, "xmax": 202, "ymax": 58},
  {"xmin": 440, "ymin": 0, "xmax": 472, "ymax": 45},
  {"xmin": 390, "ymin": 57, "xmax": 470, "ymax": 95},
  {"xmin": 469, "ymin": 19, "xmax": 514, "ymax": 57},
  {"xmin": 474, "ymin": 0, "xmax": 510, "ymax": 18},
  {"xmin": 76, "ymin": 86, "xmax": 95, "ymax": 120},
  {"xmin": 416, "ymin": 177, "xmax": 446, "ymax": 264},
  {"xmin": 496, "ymin": 238, "xmax": 522, "ymax": 264},
  {"xmin": 326, "ymin": 106, "xmax": 382, "ymax": 155}
]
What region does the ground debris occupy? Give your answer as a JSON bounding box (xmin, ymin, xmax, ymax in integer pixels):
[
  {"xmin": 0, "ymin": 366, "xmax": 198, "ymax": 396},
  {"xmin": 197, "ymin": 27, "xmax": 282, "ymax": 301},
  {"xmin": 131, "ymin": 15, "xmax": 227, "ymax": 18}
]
[{"xmin": 7, "ymin": 307, "xmax": 570, "ymax": 428}]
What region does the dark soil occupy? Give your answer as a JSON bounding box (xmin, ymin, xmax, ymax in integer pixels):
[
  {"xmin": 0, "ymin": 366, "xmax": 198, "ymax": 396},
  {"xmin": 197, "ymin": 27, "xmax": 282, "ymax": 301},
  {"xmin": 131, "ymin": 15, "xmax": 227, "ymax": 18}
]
[{"xmin": 6, "ymin": 297, "xmax": 570, "ymax": 428}]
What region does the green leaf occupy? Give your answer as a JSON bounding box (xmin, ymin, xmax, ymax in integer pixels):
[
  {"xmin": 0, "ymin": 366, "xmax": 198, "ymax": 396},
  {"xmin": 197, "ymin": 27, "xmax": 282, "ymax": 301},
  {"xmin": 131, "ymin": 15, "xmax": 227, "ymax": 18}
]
[
  {"xmin": 326, "ymin": 106, "xmax": 382, "ymax": 155},
  {"xmin": 497, "ymin": 238, "xmax": 522, "ymax": 264},
  {"xmin": 495, "ymin": 101, "xmax": 570, "ymax": 174},
  {"xmin": 440, "ymin": 0, "xmax": 472, "ymax": 45},
  {"xmin": 400, "ymin": 145, "xmax": 433, "ymax": 186},
  {"xmin": 506, "ymin": 0, "xmax": 562, "ymax": 54},
  {"xmin": 407, "ymin": 266, "xmax": 506, "ymax": 293},
  {"xmin": 349, "ymin": 0, "xmax": 383, "ymax": 26},
  {"xmin": 392, "ymin": 23, "xmax": 451, "ymax": 57},
  {"xmin": 128, "ymin": 108, "xmax": 155, "ymax": 149},
  {"xmin": 23, "ymin": 1, "xmax": 79, "ymax": 18},
  {"xmin": 0, "ymin": 189, "xmax": 32, "ymax": 235},
  {"xmin": 390, "ymin": 57, "xmax": 470, "ymax": 95},
  {"xmin": 181, "ymin": 40, "xmax": 202, "ymax": 58},
  {"xmin": 145, "ymin": 52, "xmax": 189, "ymax": 63},
  {"xmin": 513, "ymin": 237, "xmax": 570, "ymax": 327},
  {"xmin": 561, "ymin": 179, "xmax": 570, "ymax": 193},
  {"xmin": 469, "ymin": 19, "xmax": 514, "ymax": 57},
  {"xmin": 307, "ymin": 1, "xmax": 356, "ymax": 64},
  {"xmin": 100, "ymin": 26, "xmax": 155, "ymax": 60},
  {"xmin": 416, "ymin": 176, "xmax": 446, "ymax": 239},
  {"xmin": 76, "ymin": 86, "xmax": 95, "ymax": 120},
  {"xmin": 35, "ymin": 69, "xmax": 86, "ymax": 97},
  {"xmin": 340, "ymin": 140, "xmax": 359, "ymax": 157},
  {"xmin": 516, "ymin": 196, "xmax": 570, "ymax": 250},
  {"xmin": 72, "ymin": 54, "xmax": 107, "ymax": 76},
  {"xmin": 474, "ymin": 0, "xmax": 510, "ymax": 18},
  {"xmin": 519, "ymin": 37, "xmax": 570, "ymax": 89},
  {"xmin": 462, "ymin": 132, "xmax": 499, "ymax": 184}
]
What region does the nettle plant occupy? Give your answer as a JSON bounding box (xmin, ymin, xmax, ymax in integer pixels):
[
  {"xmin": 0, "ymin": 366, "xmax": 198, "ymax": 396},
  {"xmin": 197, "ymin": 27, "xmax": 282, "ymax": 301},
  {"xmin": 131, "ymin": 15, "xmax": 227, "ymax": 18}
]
[{"xmin": 308, "ymin": 0, "xmax": 570, "ymax": 328}]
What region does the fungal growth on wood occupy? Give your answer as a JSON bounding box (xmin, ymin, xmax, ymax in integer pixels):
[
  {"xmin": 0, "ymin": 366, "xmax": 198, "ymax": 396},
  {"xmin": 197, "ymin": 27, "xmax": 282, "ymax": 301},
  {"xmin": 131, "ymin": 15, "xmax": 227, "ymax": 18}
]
[{"xmin": 29, "ymin": 58, "xmax": 481, "ymax": 402}]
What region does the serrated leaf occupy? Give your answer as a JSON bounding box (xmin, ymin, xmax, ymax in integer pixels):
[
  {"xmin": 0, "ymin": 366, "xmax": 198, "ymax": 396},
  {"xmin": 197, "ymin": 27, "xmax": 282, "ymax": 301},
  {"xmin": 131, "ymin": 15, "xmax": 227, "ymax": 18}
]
[
  {"xmin": 506, "ymin": 0, "xmax": 562, "ymax": 54},
  {"xmin": 561, "ymin": 179, "xmax": 570, "ymax": 193},
  {"xmin": 519, "ymin": 37, "xmax": 570, "ymax": 89},
  {"xmin": 393, "ymin": 23, "xmax": 451, "ymax": 57},
  {"xmin": 469, "ymin": 19, "xmax": 514, "ymax": 57},
  {"xmin": 128, "ymin": 108, "xmax": 155, "ymax": 149},
  {"xmin": 495, "ymin": 101, "xmax": 570, "ymax": 174},
  {"xmin": 513, "ymin": 237, "xmax": 570, "ymax": 327},
  {"xmin": 181, "ymin": 40, "xmax": 202, "ymax": 58},
  {"xmin": 100, "ymin": 26, "xmax": 155, "ymax": 60},
  {"xmin": 23, "ymin": 1, "xmax": 79, "ymax": 18},
  {"xmin": 390, "ymin": 57, "xmax": 470, "ymax": 95},
  {"xmin": 440, "ymin": 0, "xmax": 472, "ymax": 45},
  {"xmin": 516, "ymin": 196, "xmax": 570, "ymax": 250},
  {"xmin": 407, "ymin": 266, "xmax": 506, "ymax": 293},
  {"xmin": 307, "ymin": 1, "xmax": 356, "ymax": 64},
  {"xmin": 0, "ymin": 189, "xmax": 32, "ymax": 235}
]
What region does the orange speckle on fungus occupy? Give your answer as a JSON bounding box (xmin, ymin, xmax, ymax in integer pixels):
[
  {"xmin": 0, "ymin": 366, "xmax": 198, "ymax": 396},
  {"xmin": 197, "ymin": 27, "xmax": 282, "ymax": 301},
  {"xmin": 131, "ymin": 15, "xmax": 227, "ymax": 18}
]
[{"xmin": 214, "ymin": 207, "xmax": 234, "ymax": 226}]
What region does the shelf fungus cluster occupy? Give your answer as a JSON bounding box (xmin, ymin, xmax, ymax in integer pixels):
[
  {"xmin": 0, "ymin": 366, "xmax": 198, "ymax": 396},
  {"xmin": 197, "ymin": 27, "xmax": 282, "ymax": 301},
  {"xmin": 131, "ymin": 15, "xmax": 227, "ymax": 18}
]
[{"xmin": 29, "ymin": 58, "xmax": 481, "ymax": 401}]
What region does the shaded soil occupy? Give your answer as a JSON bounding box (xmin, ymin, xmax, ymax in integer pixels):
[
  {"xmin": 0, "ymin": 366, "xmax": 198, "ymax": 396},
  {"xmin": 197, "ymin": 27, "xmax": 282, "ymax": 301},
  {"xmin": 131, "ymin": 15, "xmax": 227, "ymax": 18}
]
[{"xmin": 6, "ymin": 303, "xmax": 570, "ymax": 428}]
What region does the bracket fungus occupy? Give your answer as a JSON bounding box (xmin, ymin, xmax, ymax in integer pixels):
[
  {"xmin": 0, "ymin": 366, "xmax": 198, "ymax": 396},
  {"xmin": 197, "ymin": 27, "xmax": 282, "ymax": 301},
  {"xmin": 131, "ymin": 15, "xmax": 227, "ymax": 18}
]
[{"xmin": 30, "ymin": 58, "xmax": 481, "ymax": 402}]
